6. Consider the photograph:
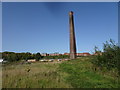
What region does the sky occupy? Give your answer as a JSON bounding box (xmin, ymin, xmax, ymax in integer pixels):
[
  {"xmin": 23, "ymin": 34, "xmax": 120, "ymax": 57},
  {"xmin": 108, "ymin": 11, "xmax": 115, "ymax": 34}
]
[
  {"xmin": 0, "ymin": 2, "xmax": 2, "ymax": 53},
  {"xmin": 2, "ymin": 2, "xmax": 118, "ymax": 54}
]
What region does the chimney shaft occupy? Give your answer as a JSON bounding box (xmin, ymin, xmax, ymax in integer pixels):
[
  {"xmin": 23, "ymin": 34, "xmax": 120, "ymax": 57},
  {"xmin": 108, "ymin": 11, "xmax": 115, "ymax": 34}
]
[{"xmin": 69, "ymin": 11, "xmax": 77, "ymax": 59}]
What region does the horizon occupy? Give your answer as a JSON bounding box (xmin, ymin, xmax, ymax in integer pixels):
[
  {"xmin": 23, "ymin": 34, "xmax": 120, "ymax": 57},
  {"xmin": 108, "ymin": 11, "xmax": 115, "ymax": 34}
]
[
  {"xmin": 2, "ymin": 2, "xmax": 118, "ymax": 54},
  {"xmin": 1, "ymin": 51, "xmax": 92, "ymax": 54}
]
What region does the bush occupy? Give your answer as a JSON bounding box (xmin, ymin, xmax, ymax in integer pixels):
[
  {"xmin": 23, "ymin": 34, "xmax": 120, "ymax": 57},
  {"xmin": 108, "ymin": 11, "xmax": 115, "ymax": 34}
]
[{"xmin": 92, "ymin": 39, "xmax": 120, "ymax": 71}]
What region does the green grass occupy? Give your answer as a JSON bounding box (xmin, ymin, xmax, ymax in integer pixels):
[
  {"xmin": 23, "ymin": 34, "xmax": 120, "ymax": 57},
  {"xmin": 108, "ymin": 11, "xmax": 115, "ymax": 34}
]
[
  {"xmin": 59, "ymin": 57, "xmax": 119, "ymax": 88},
  {"xmin": 2, "ymin": 57, "xmax": 119, "ymax": 88}
]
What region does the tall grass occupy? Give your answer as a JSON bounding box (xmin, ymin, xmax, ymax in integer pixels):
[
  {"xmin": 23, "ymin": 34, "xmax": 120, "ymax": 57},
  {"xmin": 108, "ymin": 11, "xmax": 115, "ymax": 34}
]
[
  {"xmin": 2, "ymin": 56, "xmax": 119, "ymax": 88},
  {"xmin": 59, "ymin": 57, "xmax": 119, "ymax": 88},
  {"xmin": 2, "ymin": 62, "xmax": 72, "ymax": 88}
]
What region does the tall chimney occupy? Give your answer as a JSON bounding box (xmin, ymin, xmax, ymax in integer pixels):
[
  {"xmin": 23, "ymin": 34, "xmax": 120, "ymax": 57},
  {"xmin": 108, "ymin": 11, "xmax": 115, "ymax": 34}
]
[{"xmin": 69, "ymin": 11, "xmax": 77, "ymax": 59}]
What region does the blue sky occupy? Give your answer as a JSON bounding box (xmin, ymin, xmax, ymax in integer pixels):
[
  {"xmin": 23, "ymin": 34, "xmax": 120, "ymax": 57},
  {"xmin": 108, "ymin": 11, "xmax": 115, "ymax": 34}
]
[{"xmin": 2, "ymin": 2, "xmax": 118, "ymax": 54}]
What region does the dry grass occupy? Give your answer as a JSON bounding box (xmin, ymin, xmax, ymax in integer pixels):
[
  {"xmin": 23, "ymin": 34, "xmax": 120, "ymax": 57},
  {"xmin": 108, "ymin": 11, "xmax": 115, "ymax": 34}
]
[
  {"xmin": 2, "ymin": 57, "xmax": 119, "ymax": 88},
  {"xmin": 2, "ymin": 61, "xmax": 72, "ymax": 88}
]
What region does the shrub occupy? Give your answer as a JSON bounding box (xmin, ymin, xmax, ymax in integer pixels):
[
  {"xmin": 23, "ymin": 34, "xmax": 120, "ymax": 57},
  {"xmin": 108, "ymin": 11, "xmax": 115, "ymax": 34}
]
[{"xmin": 92, "ymin": 39, "xmax": 120, "ymax": 71}]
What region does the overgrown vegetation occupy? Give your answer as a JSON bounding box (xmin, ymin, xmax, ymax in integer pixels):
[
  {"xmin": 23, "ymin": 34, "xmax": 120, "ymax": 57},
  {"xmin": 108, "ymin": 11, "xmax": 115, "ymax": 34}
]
[
  {"xmin": 2, "ymin": 61, "xmax": 71, "ymax": 88},
  {"xmin": 59, "ymin": 57, "xmax": 119, "ymax": 88},
  {"xmin": 91, "ymin": 39, "xmax": 120, "ymax": 72},
  {"xmin": 3, "ymin": 57, "xmax": 119, "ymax": 88}
]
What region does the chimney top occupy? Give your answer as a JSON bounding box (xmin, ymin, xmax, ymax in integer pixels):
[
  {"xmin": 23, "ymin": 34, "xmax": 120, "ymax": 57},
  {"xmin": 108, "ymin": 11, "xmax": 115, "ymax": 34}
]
[{"xmin": 69, "ymin": 11, "xmax": 73, "ymax": 15}]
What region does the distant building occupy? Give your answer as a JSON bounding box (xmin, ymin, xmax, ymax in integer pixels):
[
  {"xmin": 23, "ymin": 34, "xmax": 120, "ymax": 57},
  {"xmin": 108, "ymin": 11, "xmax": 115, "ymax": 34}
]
[
  {"xmin": 76, "ymin": 53, "xmax": 84, "ymax": 56},
  {"xmin": 64, "ymin": 52, "xmax": 91, "ymax": 56},
  {"xmin": 49, "ymin": 53, "xmax": 60, "ymax": 56},
  {"xmin": 27, "ymin": 59, "xmax": 36, "ymax": 62},
  {"xmin": 49, "ymin": 54, "xmax": 55, "ymax": 56},
  {"xmin": 41, "ymin": 53, "xmax": 49, "ymax": 56},
  {"xmin": 64, "ymin": 53, "xmax": 70, "ymax": 55},
  {"xmin": 76, "ymin": 53, "xmax": 91, "ymax": 56},
  {"xmin": 82, "ymin": 53, "xmax": 91, "ymax": 56},
  {"xmin": 41, "ymin": 52, "xmax": 91, "ymax": 57},
  {"xmin": 93, "ymin": 52, "xmax": 102, "ymax": 56}
]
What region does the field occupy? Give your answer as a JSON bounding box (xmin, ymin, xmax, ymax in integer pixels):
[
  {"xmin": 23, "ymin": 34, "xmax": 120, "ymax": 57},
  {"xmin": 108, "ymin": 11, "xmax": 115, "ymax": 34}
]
[{"xmin": 2, "ymin": 56, "xmax": 119, "ymax": 88}]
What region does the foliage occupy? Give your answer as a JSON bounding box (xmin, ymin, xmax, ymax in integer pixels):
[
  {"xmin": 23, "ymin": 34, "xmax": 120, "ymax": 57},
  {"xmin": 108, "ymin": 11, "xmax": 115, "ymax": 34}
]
[
  {"xmin": 2, "ymin": 52, "xmax": 69, "ymax": 62},
  {"xmin": 43, "ymin": 55, "xmax": 69, "ymax": 59},
  {"xmin": 59, "ymin": 57, "xmax": 119, "ymax": 88},
  {"xmin": 35, "ymin": 53, "xmax": 41, "ymax": 61},
  {"xmin": 2, "ymin": 52, "xmax": 42, "ymax": 62},
  {"xmin": 92, "ymin": 39, "xmax": 120, "ymax": 70}
]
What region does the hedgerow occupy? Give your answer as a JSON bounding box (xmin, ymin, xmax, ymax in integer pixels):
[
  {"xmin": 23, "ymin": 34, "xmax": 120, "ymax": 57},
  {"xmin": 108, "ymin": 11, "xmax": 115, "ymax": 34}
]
[{"xmin": 92, "ymin": 39, "xmax": 120, "ymax": 72}]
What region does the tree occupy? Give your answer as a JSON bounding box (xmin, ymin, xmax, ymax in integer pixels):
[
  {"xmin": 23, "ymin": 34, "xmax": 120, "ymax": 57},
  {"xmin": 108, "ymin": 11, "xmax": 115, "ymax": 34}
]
[
  {"xmin": 92, "ymin": 39, "xmax": 120, "ymax": 70},
  {"xmin": 35, "ymin": 53, "xmax": 41, "ymax": 61}
]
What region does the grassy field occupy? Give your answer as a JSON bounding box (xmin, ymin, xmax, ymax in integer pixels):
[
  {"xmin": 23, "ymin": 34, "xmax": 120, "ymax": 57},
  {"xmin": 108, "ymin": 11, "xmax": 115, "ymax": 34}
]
[{"xmin": 2, "ymin": 56, "xmax": 119, "ymax": 88}]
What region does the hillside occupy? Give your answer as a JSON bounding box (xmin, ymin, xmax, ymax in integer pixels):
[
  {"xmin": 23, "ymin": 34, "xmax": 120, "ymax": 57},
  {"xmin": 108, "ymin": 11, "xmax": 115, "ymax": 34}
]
[{"xmin": 2, "ymin": 56, "xmax": 119, "ymax": 88}]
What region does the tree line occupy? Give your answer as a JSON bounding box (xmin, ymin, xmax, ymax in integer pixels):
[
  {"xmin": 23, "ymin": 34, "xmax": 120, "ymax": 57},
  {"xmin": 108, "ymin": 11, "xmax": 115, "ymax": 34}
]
[
  {"xmin": 2, "ymin": 52, "xmax": 42, "ymax": 62},
  {"xmin": 1, "ymin": 52, "xmax": 69, "ymax": 62}
]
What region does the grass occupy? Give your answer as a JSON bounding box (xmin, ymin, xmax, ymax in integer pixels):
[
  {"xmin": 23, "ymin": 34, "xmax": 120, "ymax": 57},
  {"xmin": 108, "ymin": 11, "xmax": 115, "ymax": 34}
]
[
  {"xmin": 2, "ymin": 57, "xmax": 119, "ymax": 88},
  {"xmin": 59, "ymin": 57, "xmax": 119, "ymax": 88},
  {"xmin": 2, "ymin": 62, "xmax": 71, "ymax": 88}
]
